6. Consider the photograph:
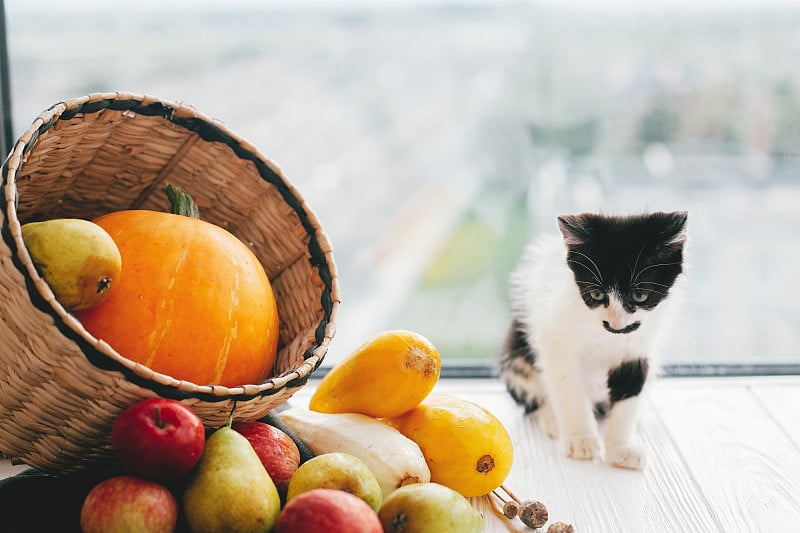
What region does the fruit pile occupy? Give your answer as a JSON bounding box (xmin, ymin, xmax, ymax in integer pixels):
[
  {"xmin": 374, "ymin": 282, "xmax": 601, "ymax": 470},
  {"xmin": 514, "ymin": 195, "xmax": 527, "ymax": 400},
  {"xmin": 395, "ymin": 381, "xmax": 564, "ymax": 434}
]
[
  {"xmin": 75, "ymin": 394, "xmax": 482, "ymax": 533},
  {"xmin": 72, "ymin": 328, "xmax": 576, "ymax": 533}
]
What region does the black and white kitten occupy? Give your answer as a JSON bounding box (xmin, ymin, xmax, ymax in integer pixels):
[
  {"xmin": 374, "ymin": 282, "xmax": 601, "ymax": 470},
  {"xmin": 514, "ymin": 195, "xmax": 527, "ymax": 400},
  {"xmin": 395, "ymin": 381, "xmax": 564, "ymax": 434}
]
[{"xmin": 498, "ymin": 211, "xmax": 688, "ymax": 469}]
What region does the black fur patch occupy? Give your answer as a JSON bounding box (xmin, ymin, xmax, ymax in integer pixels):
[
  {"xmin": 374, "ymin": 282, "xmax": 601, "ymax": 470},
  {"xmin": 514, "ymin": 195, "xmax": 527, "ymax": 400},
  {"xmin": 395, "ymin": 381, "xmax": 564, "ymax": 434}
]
[
  {"xmin": 594, "ymin": 401, "xmax": 610, "ymax": 419},
  {"xmin": 607, "ymin": 358, "xmax": 650, "ymax": 403},
  {"xmin": 557, "ymin": 212, "xmax": 687, "ymax": 313},
  {"xmin": 499, "ymin": 319, "xmax": 542, "ymax": 413},
  {"xmin": 509, "ymin": 388, "xmax": 541, "ymax": 414},
  {"xmin": 603, "ymin": 320, "xmax": 641, "ymax": 334},
  {"xmin": 504, "ymin": 319, "xmax": 537, "ymax": 366}
]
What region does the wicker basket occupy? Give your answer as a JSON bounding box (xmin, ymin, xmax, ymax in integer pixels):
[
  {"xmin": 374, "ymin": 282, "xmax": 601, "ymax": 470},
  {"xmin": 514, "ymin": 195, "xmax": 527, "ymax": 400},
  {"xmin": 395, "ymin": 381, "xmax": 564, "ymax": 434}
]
[{"xmin": 0, "ymin": 92, "xmax": 339, "ymax": 474}]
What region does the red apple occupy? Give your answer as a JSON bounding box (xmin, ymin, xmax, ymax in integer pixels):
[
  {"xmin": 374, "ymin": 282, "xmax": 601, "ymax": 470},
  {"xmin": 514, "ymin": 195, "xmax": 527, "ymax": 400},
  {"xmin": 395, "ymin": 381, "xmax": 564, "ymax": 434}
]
[
  {"xmin": 275, "ymin": 488, "xmax": 382, "ymax": 533},
  {"xmin": 232, "ymin": 421, "xmax": 300, "ymax": 500},
  {"xmin": 112, "ymin": 398, "xmax": 205, "ymax": 483},
  {"xmin": 80, "ymin": 475, "xmax": 178, "ymax": 533}
]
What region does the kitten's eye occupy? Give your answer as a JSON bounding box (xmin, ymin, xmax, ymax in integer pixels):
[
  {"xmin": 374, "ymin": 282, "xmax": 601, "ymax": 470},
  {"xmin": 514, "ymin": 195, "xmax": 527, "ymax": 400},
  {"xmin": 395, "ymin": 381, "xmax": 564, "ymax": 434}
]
[
  {"xmin": 632, "ymin": 290, "xmax": 649, "ymax": 303},
  {"xmin": 589, "ymin": 289, "xmax": 605, "ymax": 301}
]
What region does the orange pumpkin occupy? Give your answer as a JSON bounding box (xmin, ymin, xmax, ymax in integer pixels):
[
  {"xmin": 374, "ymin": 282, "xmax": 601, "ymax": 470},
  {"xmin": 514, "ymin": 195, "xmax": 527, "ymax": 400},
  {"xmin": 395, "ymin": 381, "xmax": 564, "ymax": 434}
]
[{"xmin": 75, "ymin": 187, "xmax": 279, "ymax": 387}]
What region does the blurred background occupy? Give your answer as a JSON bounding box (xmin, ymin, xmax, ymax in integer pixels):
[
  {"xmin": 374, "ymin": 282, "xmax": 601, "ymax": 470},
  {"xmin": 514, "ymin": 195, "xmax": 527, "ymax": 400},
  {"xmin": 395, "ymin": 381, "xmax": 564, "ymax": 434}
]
[{"xmin": 4, "ymin": 0, "xmax": 799, "ymax": 371}]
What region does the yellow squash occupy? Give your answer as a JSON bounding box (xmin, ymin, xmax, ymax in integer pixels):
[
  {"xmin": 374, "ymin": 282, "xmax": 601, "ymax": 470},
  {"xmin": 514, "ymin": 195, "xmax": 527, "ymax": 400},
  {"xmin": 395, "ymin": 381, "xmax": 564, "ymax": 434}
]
[
  {"xmin": 309, "ymin": 330, "xmax": 441, "ymax": 418},
  {"xmin": 386, "ymin": 394, "xmax": 514, "ymax": 498}
]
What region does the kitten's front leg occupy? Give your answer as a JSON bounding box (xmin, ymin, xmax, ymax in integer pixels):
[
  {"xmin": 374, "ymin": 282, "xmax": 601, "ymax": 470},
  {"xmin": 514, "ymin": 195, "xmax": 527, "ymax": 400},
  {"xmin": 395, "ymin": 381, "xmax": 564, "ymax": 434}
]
[
  {"xmin": 544, "ymin": 371, "xmax": 602, "ymax": 461},
  {"xmin": 604, "ymin": 358, "xmax": 649, "ymax": 470}
]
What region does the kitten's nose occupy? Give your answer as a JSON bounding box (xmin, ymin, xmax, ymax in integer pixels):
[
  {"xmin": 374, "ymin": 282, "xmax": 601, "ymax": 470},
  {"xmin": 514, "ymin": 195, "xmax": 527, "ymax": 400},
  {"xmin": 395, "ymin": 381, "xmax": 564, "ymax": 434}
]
[{"xmin": 606, "ymin": 302, "xmax": 628, "ymax": 330}]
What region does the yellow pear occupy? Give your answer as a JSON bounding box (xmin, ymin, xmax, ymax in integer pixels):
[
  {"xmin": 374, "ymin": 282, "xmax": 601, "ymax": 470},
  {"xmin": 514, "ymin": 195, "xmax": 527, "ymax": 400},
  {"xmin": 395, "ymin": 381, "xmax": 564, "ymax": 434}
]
[
  {"xmin": 21, "ymin": 218, "xmax": 122, "ymax": 311},
  {"xmin": 182, "ymin": 426, "xmax": 281, "ymax": 533}
]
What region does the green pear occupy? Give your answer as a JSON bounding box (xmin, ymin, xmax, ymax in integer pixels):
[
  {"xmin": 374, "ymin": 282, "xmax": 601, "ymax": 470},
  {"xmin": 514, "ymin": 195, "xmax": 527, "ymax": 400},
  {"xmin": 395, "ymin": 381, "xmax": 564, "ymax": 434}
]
[
  {"xmin": 182, "ymin": 426, "xmax": 281, "ymax": 533},
  {"xmin": 378, "ymin": 482, "xmax": 483, "ymax": 533},
  {"xmin": 286, "ymin": 452, "xmax": 383, "ymax": 512},
  {"xmin": 21, "ymin": 218, "xmax": 122, "ymax": 311}
]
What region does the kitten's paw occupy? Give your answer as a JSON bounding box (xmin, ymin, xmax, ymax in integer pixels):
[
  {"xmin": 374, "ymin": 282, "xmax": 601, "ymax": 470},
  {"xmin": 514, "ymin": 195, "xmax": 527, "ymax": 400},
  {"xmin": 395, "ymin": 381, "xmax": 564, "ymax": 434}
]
[
  {"xmin": 564, "ymin": 434, "xmax": 602, "ymax": 461},
  {"xmin": 606, "ymin": 443, "xmax": 646, "ymax": 470},
  {"xmin": 530, "ymin": 404, "xmax": 559, "ymax": 438}
]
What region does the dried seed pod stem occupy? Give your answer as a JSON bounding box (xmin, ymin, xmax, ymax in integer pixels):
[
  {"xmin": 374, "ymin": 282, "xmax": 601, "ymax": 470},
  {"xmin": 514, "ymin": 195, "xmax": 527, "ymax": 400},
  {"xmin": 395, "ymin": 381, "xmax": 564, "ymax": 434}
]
[
  {"xmin": 492, "ymin": 490, "xmax": 520, "ymax": 518},
  {"xmin": 491, "ymin": 488, "xmax": 521, "ymax": 518},
  {"xmin": 499, "ymin": 483, "xmax": 524, "ymax": 504},
  {"xmin": 484, "ymin": 494, "xmax": 521, "ymax": 533},
  {"xmin": 492, "ymin": 488, "xmax": 510, "ymax": 504}
]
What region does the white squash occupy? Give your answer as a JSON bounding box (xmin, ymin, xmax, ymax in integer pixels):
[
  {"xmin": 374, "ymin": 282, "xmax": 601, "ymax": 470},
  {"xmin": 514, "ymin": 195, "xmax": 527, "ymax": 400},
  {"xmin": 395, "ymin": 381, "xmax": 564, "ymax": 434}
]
[{"xmin": 279, "ymin": 407, "xmax": 431, "ymax": 499}]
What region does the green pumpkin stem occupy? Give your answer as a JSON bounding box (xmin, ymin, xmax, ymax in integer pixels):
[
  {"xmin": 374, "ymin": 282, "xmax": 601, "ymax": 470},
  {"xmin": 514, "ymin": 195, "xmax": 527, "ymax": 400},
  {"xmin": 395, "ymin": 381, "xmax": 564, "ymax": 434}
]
[{"xmin": 164, "ymin": 184, "xmax": 200, "ymax": 219}]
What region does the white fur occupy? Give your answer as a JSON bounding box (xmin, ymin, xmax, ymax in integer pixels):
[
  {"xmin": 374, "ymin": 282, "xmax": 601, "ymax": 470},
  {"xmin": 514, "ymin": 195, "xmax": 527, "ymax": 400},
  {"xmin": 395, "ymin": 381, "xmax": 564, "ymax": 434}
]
[{"xmin": 508, "ymin": 234, "xmax": 684, "ymax": 469}]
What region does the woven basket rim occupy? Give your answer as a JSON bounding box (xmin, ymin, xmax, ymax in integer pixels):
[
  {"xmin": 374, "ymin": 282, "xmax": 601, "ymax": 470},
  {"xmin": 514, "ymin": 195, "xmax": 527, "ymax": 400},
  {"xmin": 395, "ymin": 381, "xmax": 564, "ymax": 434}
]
[{"xmin": 1, "ymin": 91, "xmax": 340, "ymax": 402}]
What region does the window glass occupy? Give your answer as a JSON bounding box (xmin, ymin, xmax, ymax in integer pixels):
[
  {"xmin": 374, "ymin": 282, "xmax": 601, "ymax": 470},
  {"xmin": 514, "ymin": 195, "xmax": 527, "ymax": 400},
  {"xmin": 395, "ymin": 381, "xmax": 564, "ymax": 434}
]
[{"xmin": 6, "ymin": 0, "xmax": 799, "ymax": 368}]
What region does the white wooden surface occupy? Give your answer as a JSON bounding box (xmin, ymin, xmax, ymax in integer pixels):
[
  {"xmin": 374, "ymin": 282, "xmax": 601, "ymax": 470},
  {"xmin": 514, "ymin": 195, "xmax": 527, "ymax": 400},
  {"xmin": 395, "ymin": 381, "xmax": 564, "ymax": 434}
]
[
  {"xmin": 495, "ymin": 376, "xmax": 800, "ymax": 533},
  {"xmin": 2, "ymin": 376, "xmax": 799, "ymax": 532}
]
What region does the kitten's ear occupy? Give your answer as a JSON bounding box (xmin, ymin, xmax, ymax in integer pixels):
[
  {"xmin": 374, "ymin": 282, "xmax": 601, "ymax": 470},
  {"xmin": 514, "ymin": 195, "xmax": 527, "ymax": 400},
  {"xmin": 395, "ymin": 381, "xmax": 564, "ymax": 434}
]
[
  {"xmin": 662, "ymin": 211, "xmax": 688, "ymax": 246},
  {"xmin": 557, "ymin": 215, "xmax": 588, "ymax": 246}
]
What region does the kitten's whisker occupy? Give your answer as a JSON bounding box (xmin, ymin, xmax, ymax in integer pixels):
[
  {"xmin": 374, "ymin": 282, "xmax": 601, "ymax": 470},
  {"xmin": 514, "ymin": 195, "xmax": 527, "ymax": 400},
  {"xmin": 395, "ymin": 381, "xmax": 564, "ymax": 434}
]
[
  {"xmin": 579, "ymin": 288, "xmax": 603, "ymax": 295},
  {"xmin": 637, "ymin": 287, "xmax": 667, "ymax": 297},
  {"xmin": 633, "ymin": 280, "xmax": 671, "ymax": 287},
  {"xmin": 570, "ymin": 251, "xmax": 604, "ymax": 284},
  {"xmin": 631, "ymin": 261, "xmax": 682, "ymax": 286},
  {"xmin": 567, "ymin": 259, "xmax": 603, "ymax": 285},
  {"xmin": 629, "ymin": 246, "xmax": 645, "ymax": 286}
]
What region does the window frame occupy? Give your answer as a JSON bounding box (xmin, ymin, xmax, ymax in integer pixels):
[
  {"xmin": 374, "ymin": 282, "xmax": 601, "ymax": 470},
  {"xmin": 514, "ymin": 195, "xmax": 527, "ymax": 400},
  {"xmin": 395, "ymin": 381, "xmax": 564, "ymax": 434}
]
[{"xmin": 0, "ymin": 0, "xmax": 12, "ymax": 160}]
